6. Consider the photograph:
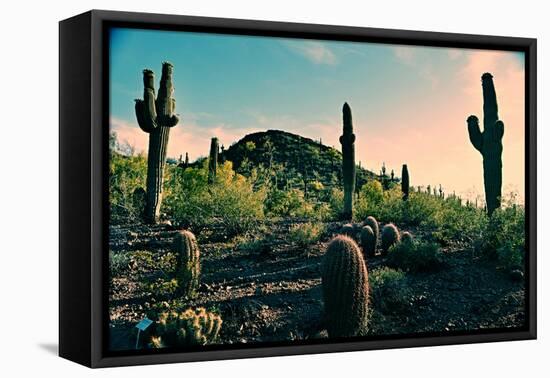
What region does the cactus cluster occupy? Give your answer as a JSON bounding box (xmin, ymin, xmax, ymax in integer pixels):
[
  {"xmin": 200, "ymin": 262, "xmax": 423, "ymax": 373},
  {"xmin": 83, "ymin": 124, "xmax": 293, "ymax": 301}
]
[
  {"xmin": 151, "ymin": 308, "xmax": 222, "ymax": 348},
  {"xmin": 401, "ymin": 231, "xmax": 414, "ymax": 244},
  {"xmin": 321, "ymin": 235, "xmax": 369, "ymax": 337},
  {"xmin": 467, "ymin": 72, "xmax": 504, "ymax": 216},
  {"xmin": 173, "ymin": 230, "xmax": 200, "ymax": 298},
  {"xmin": 381, "ymin": 223, "xmax": 400, "ymax": 255},
  {"xmin": 340, "ymin": 223, "xmax": 356, "ymax": 238},
  {"xmin": 339, "ymin": 103, "xmax": 356, "ymax": 220},
  {"xmin": 364, "ymin": 216, "xmax": 379, "ymax": 242},
  {"xmin": 134, "ymin": 62, "xmax": 180, "ymax": 223}
]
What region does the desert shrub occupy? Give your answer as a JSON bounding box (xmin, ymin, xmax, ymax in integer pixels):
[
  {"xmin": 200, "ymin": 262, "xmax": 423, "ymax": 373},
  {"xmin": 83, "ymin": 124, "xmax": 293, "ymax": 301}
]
[
  {"xmin": 148, "ymin": 278, "xmax": 179, "ymax": 296},
  {"xmin": 387, "ymin": 240, "xmax": 443, "ymax": 272},
  {"xmin": 264, "ymin": 188, "xmax": 314, "ymax": 218},
  {"xmin": 288, "ymin": 222, "xmax": 325, "ymax": 247},
  {"xmin": 164, "ymin": 161, "xmax": 266, "ymax": 235},
  {"xmin": 476, "ymin": 201, "xmax": 525, "ymax": 272},
  {"xmin": 109, "ymin": 151, "xmax": 148, "ymax": 223},
  {"xmin": 109, "ymin": 250, "xmax": 130, "ymax": 276},
  {"xmin": 151, "ymin": 308, "xmax": 223, "ymax": 348},
  {"xmin": 326, "ymin": 187, "xmax": 344, "ymax": 220},
  {"xmin": 235, "ymin": 234, "xmax": 273, "ymax": 254},
  {"xmin": 369, "ymin": 267, "xmax": 411, "ymax": 313}
]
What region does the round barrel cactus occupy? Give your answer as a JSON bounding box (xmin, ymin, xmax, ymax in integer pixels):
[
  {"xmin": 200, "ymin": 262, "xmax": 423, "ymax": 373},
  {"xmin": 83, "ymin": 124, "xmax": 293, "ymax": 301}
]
[
  {"xmin": 381, "ymin": 223, "xmax": 400, "ymax": 255},
  {"xmin": 360, "ymin": 225, "xmax": 377, "ymax": 258},
  {"xmin": 401, "ymin": 231, "xmax": 414, "ymax": 245},
  {"xmin": 173, "ymin": 230, "xmax": 200, "ymax": 298},
  {"xmin": 321, "ymin": 235, "xmax": 369, "ymax": 338},
  {"xmin": 364, "ymin": 216, "xmax": 379, "ymax": 243},
  {"xmin": 340, "ymin": 223, "xmax": 356, "ymax": 239}
]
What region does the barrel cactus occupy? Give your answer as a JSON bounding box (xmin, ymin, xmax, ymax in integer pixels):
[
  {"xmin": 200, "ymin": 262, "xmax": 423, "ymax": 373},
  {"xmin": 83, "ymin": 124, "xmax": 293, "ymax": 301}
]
[
  {"xmin": 467, "ymin": 72, "xmax": 504, "ymax": 216},
  {"xmin": 208, "ymin": 137, "xmax": 219, "ymax": 184},
  {"xmin": 401, "ymin": 164, "xmax": 409, "ymax": 201},
  {"xmin": 364, "ymin": 216, "xmax": 379, "ymax": 243},
  {"xmin": 360, "ymin": 225, "xmax": 376, "ymax": 258},
  {"xmin": 173, "ymin": 230, "xmax": 200, "ymax": 298},
  {"xmin": 340, "ymin": 223, "xmax": 356, "ymax": 239},
  {"xmin": 339, "ymin": 103, "xmax": 356, "ymax": 220},
  {"xmin": 151, "ymin": 308, "xmax": 222, "ymax": 348},
  {"xmin": 381, "ymin": 223, "xmax": 400, "ymax": 255},
  {"xmin": 321, "ymin": 235, "xmax": 369, "ymax": 337},
  {"xmin": 401, "ymin": 231, "xmax": 414, "ymax": 245},
  {"xmin": 134, "ymin": 62, "xmax": 180, "ymax": 223}
]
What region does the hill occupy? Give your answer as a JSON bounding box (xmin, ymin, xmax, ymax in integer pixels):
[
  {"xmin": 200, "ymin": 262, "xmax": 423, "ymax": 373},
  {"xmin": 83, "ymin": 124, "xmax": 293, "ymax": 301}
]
[{"xmin": 221, "ymin": 129, "xmax": 379, "ymax": 191}]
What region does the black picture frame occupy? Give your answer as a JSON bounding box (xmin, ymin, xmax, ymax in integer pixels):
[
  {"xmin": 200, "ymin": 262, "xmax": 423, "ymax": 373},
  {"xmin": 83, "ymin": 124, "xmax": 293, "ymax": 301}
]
[{"xmin": 59, "ymin": 9, "xmax": 537, "ymax": 368}]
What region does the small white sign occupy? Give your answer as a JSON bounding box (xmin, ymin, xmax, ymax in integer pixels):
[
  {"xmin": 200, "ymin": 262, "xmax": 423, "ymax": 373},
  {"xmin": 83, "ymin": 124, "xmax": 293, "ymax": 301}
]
[{"xmin": 135, "ymin": 318, "xmax": 153, "ymax": 331}]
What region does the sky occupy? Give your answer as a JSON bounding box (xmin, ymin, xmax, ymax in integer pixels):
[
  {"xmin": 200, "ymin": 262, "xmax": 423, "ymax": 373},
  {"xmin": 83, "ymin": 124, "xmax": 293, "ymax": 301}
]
[{"xmin": 109, "ymin": 27, "xmax": 525, "ymax": 202}]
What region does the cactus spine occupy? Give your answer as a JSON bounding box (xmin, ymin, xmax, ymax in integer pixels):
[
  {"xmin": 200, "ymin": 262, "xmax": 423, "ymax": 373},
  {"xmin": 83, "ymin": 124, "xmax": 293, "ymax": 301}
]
[
  {"xmin": 360, "ymin": 225, "xmax": 376, "ymax": 258},
  {"xmin": 173, "ymin": 230, "xmax": 200, "ymax": 298},
  {"xmin": 381, "ymin": 223, "xmax": 400, "ymax": 255},
  {"xmin": 339, "ymin": 103, "xmax": 356, "ymax": 220},
  {"xmin": 134, "ymin": 62, "xmax": 180, "ymax": 223},
  {"xmin": 208, "ymin": 137, "xmax": 219, "ymax": 184},
  {"xmin": 401, "ymin": 164, "xmax": 409, "ymax": 201},
  {"xmin": 321, "ymin": 235, "xmax": 369, "ymax": 337},
  {"xmin": 467, "ymin": 72, "xmax": 504, "ymax": 216}
]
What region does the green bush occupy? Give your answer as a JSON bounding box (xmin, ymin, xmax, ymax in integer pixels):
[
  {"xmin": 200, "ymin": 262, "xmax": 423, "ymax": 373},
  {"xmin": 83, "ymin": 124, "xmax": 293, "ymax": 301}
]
[
  {"xmin": 387, "ymin": 240, "xmax": 443, "ymax": 272},
  {"xmin": 288, "ymin": 222, "xmax": 325, "ymax": 247},
  {"xmin": 369, "ymin": 267, "xmax": 411, "ymax": 313},
  {"xmin": 163, "ymin": 161, "xmax": 266, "ymax": 235}
]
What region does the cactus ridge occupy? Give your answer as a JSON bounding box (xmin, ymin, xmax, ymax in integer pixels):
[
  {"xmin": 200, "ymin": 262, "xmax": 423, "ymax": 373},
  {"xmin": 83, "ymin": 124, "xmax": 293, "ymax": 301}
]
[
  {"xmin": 321, "ymin": 235, "xmax": 369, "ymax": 338},
  {"xmin": 467, "ymin": 72, "xmax": 503, "ymax": 216},
  {"xmin": 173, "ymin": 230, "xmax": 200, "ymax": 298}
]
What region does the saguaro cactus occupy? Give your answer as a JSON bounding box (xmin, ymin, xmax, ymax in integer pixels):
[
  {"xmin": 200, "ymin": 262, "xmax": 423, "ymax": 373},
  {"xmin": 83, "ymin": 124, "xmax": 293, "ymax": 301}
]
[
  {"xmin": 208, "ymin": 137, "xmax": 219, "ymax": 184},
  {"xmin": 467, "ymin": 72, "xmax": 504, "ymax": 216},
  {"xmin": 321, "ymin": 235, "xmax": 369, "ymax": 337},
  {"xmin": 134, "ymin": 62, "xmax": 180, "ymax": 223},
  {"xmin": 401, "ymin": 164, "xmax": 409, "ymax": 201},
  {"xmin": 340, "ymin": 103, "xmax": 356, "ymax": 220}
]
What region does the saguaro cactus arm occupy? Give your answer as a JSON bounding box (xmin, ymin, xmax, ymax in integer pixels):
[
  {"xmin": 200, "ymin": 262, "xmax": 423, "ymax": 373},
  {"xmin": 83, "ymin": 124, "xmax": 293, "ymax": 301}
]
[{"xmin": 467, "ymin": 115, "xmax": 483, "ymax": 153}]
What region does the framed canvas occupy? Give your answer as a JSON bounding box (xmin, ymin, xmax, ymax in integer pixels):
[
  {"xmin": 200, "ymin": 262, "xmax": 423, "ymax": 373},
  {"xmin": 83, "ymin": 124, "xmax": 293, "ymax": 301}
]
[{"xmin": 59, "ymin": 10, "xmax": 537, "ymax": 368}]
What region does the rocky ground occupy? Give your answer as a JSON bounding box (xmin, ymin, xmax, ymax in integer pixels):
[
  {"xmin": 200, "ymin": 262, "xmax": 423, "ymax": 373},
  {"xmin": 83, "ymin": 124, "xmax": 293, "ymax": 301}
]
[{"xmin": 108, "ymin": 220, "xmax": 525, "ymax": 351}]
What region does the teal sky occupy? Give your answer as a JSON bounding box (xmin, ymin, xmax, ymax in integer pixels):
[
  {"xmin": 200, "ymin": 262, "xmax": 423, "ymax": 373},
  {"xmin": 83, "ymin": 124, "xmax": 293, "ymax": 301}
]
[{"xmin": 110, "ymin": 27, "xmax": 525, "ymax": 203}]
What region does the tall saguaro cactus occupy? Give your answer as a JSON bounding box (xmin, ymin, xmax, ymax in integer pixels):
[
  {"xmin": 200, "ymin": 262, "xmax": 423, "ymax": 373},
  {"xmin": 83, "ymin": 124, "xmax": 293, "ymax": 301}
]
[
  {"xmin": 467, "ymin": 72, "xmax": 504, "ymax": 216},
  {"xmin": 208, "ymin": 137, "xmax": 219, "ymax": 184},
  {"xmin": 340, "ymin": 103, "xmax": 356, "ymax": 220},
  {"xmin": 401, "ymin": 164, "xmax": 409, "ymax": 201},
  {"xmin": 134, "ymin": 62, "xmax": 180, "ymax": 223}
]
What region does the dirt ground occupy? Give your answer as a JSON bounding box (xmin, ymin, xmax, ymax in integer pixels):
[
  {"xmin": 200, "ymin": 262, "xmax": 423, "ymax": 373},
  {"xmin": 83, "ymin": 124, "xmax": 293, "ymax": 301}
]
[{"xmin": 108, "ymin": 220, "xmax": 525, "ymax": 351}]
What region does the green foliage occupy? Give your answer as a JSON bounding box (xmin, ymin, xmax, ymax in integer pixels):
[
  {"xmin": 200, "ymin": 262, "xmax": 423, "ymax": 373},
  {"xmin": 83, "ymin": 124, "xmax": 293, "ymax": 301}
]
[
  {"xmin": 163, "ymin": 161, "xmax": 266, "ymax": 235},
  {"xmin": 387, "ymin": 240, "xmax": 443, "ymax": 272},
  {"xmin": 265, "ymin": 188, "xmax": 314, "ymax": 218},
  {"xmin": 109, "ymin": 251, "xmax": 130, "ymax": 276},
  {"xmin": 369, "ymin": 267, "xmax": 412, "ymax": 313},
  {"xmin": 151, "ymin": 308, "xmax": 223, "ymax": 348},
  {"xmin": 149, "ymin": 278, "xmax": 179, "ymax": 296},
  {"xmin": 109, "ymin": 150, "xmax": 148, "ymax": 223},
  {"xmin": 288, "ymin": 222, "xmax": 325, "ymax": 248},
  {"xmin": 321, "ymin": 235, "xmax": 369, "ymax": 337},
  {"xmin": 235, "ymin": 234, "xmax": 273, "ymax": 255},
  {"xmin": 476, "ymin": 202, "xmax": 525, "ymax": 272}
]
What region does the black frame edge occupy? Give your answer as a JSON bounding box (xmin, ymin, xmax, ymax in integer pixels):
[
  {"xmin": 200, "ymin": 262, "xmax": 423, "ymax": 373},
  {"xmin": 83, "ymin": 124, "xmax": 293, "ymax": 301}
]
[{"xmin": 59, "ymin": 11, "xmax": 93, "ymax": 367}]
